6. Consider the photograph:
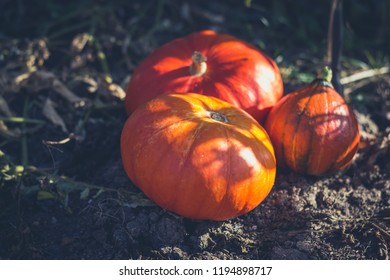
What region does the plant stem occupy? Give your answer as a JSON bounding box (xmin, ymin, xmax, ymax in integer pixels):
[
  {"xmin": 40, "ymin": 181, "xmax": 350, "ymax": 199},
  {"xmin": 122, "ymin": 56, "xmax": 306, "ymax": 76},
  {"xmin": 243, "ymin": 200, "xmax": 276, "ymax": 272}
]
[
  {"xmin": 0, "ymin": 117, "xmax": 46, "ymax": 124},
  {"xmin": 340, "ymin": 66, "xmax": 390, "ymax": 85},
  {"xmin": 92, "ymin": 36, "xmax": 113, "ymax": 83},
  {"xmin": 21, "ymin": 96, "xmax": 29, "ymax": 167},
  {"xmin": 327, "ymin": 0, "xmax": 344, "ymax": 95},
  {"xmin": 27, "ymin": 165, "xmax": 133, "ymax": 195}
]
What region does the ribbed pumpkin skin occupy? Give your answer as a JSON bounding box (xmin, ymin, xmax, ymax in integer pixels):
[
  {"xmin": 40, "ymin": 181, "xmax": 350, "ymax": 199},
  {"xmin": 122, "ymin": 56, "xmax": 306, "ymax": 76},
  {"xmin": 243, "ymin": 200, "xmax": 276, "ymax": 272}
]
[
  {"xmin": 121, "ymin": 93, "xmax": 276, "ymax": 220},
  {"xmin": 125, "ymin": 30, "xmax": 283, "ymax": 123},
  {"xmin": 264, "ymin": 79, "xmax": 360, "ymax": 176}
]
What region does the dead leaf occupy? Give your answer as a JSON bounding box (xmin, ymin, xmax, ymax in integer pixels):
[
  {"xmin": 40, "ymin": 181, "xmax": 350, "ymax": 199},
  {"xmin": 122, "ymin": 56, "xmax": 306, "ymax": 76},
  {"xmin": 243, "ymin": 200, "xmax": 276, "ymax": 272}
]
[
  {"xmin": 0, "ymin": 121, "xmax": 21, "ymax": 139},
  {"xmin": 108, "ymin": 83, "xmax": 126, "ymax": 100},
  {"xmin": 42, "ymin": 98, "xmax": 68, "ymax": 133},
  {"xmin": 71, "ymin": 33, "xmax": 92, "ymax": 53},
  {"xmin": 32, "ymin": 71, "xmax": 85, "ymax": 105},
  {"xmin": 37, "ymin": 190, "xmax": 56, "ymax": 200},
  {"xmin": 80, "ymin": 187, "xmax": 90, "ymax": 200},
  {"xmin": 33, "ymin": 70, "xmax": 56, "ymax": 80},
  {"xmin": 93, "ymin": 188, "xmax": 105, "ymax": 198},
  {"xmin": 52, "ymin": 78, "xmax": 84, "ymax": 104},
  {"xmin": 12, "ymin": 71, "xmax": 49, "ymax": 93},
  {"xmin": 75, "ymin": 76, "xmax": 98, "ymax": 93},
  {"xmin": 0, "ymin": 95, "xmax": 14, "ymax": 117},
  {"xmin": 14, "ymin": 72, "xmax": 31, "ymax": 86}
]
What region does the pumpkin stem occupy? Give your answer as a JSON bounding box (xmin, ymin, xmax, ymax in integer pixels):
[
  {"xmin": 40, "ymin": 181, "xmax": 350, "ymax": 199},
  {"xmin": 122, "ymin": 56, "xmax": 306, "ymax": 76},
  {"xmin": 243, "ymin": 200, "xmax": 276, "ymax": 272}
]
[
  {"xmin": 209, "ymin": 111, "xmax": 228, "ymax": 123},
  {"xmin": 314, "ymin": 66, "xmax": 334, "ymax": 88},
  {"xmin": 189, "ymin": 51, "xmax": 207, "ymax": 76},
  {"xmin": 321, "ymin": 66, "xmax": 333, "ymax": 83}
]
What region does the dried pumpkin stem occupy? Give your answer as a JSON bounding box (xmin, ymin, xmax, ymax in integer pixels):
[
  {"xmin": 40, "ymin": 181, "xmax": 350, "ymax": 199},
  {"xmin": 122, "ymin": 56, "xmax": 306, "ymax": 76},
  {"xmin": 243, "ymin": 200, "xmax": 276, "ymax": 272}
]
[
  {"xmin": 209, "ymin": 111, "xmax": 228, "ymax": 123},
  {"xmin": 189, "ymin": 51, "xmax": 207, "ymax": 76}
]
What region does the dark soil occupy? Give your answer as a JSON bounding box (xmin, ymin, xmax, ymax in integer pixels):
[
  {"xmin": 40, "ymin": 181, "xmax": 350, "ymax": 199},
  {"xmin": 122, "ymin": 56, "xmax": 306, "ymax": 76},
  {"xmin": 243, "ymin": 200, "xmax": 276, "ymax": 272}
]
[{"xmin": 0, "ymin": 0, "xmax": 389, "ymax": 260}]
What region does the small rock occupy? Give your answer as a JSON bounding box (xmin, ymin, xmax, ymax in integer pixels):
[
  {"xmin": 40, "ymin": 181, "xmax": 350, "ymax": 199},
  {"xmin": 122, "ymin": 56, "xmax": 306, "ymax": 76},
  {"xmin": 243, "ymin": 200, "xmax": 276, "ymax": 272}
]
[
  {"xmin": 126, "ymin": 212, "xmax": 149, "ymax": 238},
  {"xmin": 296, "ymin": 240, "xmax": 312, "ymax": 252},
  {"xmin": 159, "ymin": 246, "xmax": 188, "ymax": 259},
  {"xmin": 198, "ymin": 233, "xmax": 213, "ymax": 250},
  {"xmin": 150, "ymin": 216, "xmax": 185, "ymax": 247}
]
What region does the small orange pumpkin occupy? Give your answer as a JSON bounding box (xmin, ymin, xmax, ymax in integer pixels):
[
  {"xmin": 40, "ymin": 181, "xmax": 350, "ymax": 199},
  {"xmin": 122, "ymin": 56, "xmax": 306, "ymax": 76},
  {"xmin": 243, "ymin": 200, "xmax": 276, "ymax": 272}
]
[
  {"xmin": 121, "ymin": 93, "xmax": 276, "ymax": 220},
  {"xmin": 264, "ymin": 69, "xmax": 360, "ymax": 176},
  {"xmin": 125, "ymin": 30, "xmax": 283, "ymax": 123}
]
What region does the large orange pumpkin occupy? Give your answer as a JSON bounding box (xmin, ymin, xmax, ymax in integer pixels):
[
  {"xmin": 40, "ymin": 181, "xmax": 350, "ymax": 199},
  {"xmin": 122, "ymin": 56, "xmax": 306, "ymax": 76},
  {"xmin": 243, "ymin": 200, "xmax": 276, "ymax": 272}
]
[
  {"xmin": 125, "ymin": 30, "xmax": 283, "ymax": 123},
  {"xmin": 264, "ymin": 73, "xmax": 360, "ymax": 176},
  {"xmin": 121, "ymin": 93, "xmax": 276, "ymax": 220}
]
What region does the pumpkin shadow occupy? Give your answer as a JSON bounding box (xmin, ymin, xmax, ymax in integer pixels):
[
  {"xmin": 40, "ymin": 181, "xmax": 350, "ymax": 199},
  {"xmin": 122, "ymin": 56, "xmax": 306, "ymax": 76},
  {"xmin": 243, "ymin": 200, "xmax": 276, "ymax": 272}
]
[{"xmin": 309, "ymin": 111, "xmax": 359, "ymax": 171}]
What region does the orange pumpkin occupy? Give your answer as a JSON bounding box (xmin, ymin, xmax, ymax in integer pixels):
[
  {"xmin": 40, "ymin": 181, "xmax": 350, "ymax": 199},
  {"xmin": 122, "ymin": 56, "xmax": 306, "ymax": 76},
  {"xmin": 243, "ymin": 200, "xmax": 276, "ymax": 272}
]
[
  {"xmin": 125, "ymin": 30, "xmax": 283, "ymax": 123},
  {"xmin": 121, "ymin": 93, "xmax": 276, "ymax": 220},
  {"xmin": 264, "ymin": 72, "xmax": 360, "ymax": 176}
]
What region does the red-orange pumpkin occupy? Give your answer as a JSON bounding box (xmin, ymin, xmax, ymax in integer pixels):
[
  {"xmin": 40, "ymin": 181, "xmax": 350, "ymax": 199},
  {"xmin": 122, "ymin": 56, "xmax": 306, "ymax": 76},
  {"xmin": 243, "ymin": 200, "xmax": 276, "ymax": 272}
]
[
  {"xmin": 125, "ymin": 30, "xmax": 283, "ymax": 123},
  {"xmin": 264, "ymin": 73, "xmax": 360, "ymax": 176},
  {"xmin": 121, "ymin": 93, "xmax": 276, "ymax": 220}
]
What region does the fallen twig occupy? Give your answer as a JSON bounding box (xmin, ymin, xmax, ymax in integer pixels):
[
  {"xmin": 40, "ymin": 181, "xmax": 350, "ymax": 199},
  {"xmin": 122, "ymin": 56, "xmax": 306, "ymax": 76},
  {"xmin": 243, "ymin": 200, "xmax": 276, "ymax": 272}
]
[{"xmin": 341, "ymin": 66, "xmax": 390, "ymax": 85}]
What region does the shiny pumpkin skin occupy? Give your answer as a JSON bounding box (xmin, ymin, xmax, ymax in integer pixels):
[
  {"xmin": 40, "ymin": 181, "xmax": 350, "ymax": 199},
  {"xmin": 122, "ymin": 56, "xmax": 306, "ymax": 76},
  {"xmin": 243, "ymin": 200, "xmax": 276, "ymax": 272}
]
[
  {"xmin": 121, "ymin": 93, "xmax": 276, "ymax": 220},
  {"xmin": 125, "ymin": 30, "xmax": 283, "ymax": 123},
  {"xmin": 264, "ymin": 79, "xmax": 360, "ymax": 176}
]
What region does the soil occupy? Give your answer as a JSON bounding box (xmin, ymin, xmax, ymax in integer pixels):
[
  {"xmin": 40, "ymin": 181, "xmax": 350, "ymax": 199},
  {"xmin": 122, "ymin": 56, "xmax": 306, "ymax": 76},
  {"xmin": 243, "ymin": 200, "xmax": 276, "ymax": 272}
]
[{"xmin": 0, "ymin": 0, "xmax": 389, "ymax": 260}]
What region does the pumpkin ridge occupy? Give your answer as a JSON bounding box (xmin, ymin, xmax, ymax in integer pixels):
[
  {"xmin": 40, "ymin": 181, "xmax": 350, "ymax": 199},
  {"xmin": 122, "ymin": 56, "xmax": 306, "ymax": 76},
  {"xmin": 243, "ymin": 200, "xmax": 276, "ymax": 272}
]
[
  {"xmin": 128, "ymin": 115, "xmax": 202, "ymax": 185},
  {"xmin": 303, "ymin": 122, "xmax": 314, "ymax": 173},
  {"xmin": 177, "ymin": 122, "xmax": 205, "ymax": 169},
  {"xmin": 165, "ymin": 122, "xmax": 206, "ymax": 213},
  {"xmin": 326, "ymin": 105, "xmax": 359, "ymax": 173},
  {"xmin": 193, "ymin": 94, "xmax": 236, "ymax": 123},
  {"xmin": 291, "ymin": 83, "xmax": 319, "ymax": 171},
  {"xmin": 191, "ymin": 95, "xmax": 214, "ymax": 112},
  {"xmin": 144, "ymin": 115, "xmax": 201, "ymax": 144},
  {"xmin": 279, "ymin": 101, "xmax": 290, "ymax": 169},
  {"xmin": 330, "ymin": 138, "xmax": 359, "ymax": 173},
  {"xmin": 121, "ymin": 117, "xmax": 147, "ymax": 187},
  {"xmin": 247, "ymin": 128, "xmax": 276, "ymax": 206},
  {"xmin": 312, "ymin": 87, "xmax": 331, "ymax": 174},
  {"xmin": 305, "ymin": 83, "xmax": 325, "ymax": 172},
  {"xmin": 208, "ymin": 126, "xmax": 232, "ymax": 220},
  {"xmin": 135, "ymin": 140, "xmax": 176, "ymax": 199},
  {"xmin": 215, "ymin": 81, "xmax": 244, "ymax": 109},
  {"xmin": 248, "ymin": 129, "xmax": 276, "ymax": 168}
]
